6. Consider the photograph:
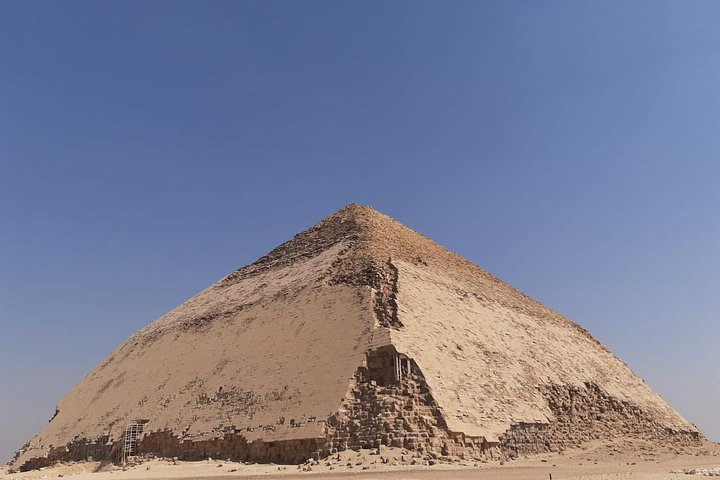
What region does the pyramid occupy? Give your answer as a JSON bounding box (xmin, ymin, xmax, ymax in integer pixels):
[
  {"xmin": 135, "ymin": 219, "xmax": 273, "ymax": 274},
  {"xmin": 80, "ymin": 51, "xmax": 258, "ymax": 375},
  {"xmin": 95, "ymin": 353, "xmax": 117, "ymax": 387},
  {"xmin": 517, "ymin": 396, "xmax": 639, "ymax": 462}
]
[{"xmin": 12, "ymin": 204, "xmax": 702, "ymax": 471}]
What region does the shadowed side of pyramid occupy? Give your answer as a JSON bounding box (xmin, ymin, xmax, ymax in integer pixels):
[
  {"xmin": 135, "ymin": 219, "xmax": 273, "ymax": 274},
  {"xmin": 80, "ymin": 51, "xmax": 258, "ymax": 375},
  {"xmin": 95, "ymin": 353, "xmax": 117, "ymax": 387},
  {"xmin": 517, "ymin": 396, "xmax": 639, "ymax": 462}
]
[{"xmin": 11, "ymin": 204, "xmax": 703, "ymax": 471}]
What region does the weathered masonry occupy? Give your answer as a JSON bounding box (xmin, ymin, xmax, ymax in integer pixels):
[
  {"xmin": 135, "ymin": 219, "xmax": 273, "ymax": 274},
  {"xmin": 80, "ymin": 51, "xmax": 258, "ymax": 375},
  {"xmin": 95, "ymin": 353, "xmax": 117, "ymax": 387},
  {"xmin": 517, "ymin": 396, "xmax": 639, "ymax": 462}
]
[{"xmin": 10, "ymin": 204, "xmax": 704, "ymax": 471}]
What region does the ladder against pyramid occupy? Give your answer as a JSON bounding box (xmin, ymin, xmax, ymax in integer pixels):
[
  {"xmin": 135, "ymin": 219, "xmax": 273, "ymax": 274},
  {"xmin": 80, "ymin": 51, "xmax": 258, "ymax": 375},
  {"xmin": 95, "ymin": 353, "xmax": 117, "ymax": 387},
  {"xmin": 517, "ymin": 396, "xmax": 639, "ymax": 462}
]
[
  {"xmin": 122, "ymin": 421, "xmax": 147, "ymax": 465},
  {"xmin": 10, "ymin": 205, "xmax": 705, "ymax": 471}
]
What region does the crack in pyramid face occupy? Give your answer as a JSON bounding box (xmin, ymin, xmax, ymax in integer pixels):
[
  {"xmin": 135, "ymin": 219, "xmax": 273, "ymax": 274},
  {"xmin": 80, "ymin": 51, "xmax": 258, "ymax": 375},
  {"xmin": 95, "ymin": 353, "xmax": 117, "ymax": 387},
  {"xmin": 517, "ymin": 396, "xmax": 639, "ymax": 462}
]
[{"xmin": 11, "ymin": 204, "xmax": 702, "ymax": 471}]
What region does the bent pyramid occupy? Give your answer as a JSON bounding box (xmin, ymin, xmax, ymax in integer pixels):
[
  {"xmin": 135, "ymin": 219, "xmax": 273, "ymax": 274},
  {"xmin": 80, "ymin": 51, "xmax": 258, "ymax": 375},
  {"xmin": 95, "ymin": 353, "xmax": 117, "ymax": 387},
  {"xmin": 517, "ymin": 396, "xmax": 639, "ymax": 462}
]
[{"xmin": 12, "ymin": 204, "xmax": 702, "ymax": 470}]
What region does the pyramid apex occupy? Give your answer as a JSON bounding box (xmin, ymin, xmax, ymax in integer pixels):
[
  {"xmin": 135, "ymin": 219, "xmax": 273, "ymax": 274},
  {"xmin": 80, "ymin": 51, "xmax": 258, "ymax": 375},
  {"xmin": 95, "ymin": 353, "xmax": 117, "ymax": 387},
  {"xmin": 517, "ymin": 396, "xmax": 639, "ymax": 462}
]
[
  {"xmin": 313, "ymin": 203, "xmax": 395, "ymax": 233},
  {"xmin": 328, "ymin": 203, "xmax": 384, "ymax": 219},
  {"xmin": 338, "ymin": 202, "xmax": 374, "ymax": 211}
]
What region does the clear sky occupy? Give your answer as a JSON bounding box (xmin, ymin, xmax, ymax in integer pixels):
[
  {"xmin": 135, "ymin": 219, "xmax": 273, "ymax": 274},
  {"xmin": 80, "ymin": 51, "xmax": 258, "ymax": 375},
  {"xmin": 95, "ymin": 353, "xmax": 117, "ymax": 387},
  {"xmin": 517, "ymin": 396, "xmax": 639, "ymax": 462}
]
[{"xmin": 1, "ymin": 1, "xmax": 718, "ymax": 463}]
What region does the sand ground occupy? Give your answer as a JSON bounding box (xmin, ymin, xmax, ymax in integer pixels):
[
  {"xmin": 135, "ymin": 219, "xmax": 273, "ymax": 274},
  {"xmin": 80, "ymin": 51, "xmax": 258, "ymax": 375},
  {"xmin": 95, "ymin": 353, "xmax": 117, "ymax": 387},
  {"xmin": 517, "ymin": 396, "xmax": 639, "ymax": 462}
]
[{"xmin": 4, "ymin": 441, "xmax": 719, "ymax": 480}]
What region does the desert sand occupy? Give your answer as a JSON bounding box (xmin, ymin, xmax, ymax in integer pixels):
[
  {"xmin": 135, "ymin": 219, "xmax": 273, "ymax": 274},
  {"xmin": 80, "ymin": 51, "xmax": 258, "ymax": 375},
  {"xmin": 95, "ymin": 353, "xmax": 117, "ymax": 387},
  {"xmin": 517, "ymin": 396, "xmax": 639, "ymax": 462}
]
[{"xmin": 3, "ymin": 441, "xmax": 720, "ymax": 480}]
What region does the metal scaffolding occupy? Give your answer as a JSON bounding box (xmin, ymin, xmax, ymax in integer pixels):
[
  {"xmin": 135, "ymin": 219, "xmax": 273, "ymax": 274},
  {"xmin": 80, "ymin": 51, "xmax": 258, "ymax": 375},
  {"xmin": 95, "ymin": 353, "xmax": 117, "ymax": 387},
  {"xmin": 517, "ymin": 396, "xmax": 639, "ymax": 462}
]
[{"xmin": 122, "ymin": 420, "xmax": 146, "ymax": 465}]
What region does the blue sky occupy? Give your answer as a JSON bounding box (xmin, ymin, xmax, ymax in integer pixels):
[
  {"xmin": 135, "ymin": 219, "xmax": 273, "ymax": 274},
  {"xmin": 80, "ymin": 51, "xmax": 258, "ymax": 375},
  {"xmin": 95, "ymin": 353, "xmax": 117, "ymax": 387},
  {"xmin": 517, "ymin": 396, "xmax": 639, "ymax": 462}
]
[{"xmin": 1, "ymin": 1, "xmax": 719, "ymax": 462}]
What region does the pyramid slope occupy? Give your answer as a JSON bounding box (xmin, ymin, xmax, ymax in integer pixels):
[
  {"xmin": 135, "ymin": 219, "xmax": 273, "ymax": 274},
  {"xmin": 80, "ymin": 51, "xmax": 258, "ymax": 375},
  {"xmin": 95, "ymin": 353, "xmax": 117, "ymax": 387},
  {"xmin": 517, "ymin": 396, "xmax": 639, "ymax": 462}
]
[
  {"xmin": 14, "ymin": 242, "xmax": 375, "ymax": 468},
  {"xmin": 393, "ymin": 259, "xmax": 694, "ymax": 439},
  {"xmin": 12, "ymin": 204, "xmax": 701, "ymax": 470}
]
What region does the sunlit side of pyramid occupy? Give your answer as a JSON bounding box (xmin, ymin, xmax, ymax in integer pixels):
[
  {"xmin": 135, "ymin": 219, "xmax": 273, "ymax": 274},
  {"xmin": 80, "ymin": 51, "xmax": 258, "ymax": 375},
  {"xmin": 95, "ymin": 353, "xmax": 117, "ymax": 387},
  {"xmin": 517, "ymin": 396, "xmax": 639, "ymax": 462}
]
[{"xmin": 12, "ymin": 204, "xmax": 702, "ymax": 471}]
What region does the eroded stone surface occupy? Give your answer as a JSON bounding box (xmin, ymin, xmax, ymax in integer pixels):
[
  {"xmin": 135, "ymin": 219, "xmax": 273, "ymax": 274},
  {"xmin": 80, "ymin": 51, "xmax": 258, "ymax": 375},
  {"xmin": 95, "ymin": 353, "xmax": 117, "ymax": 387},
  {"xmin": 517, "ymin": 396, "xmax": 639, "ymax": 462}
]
[{"xmin": 10, "ymin": 204, "xmax": 704, "ymax": 471}]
